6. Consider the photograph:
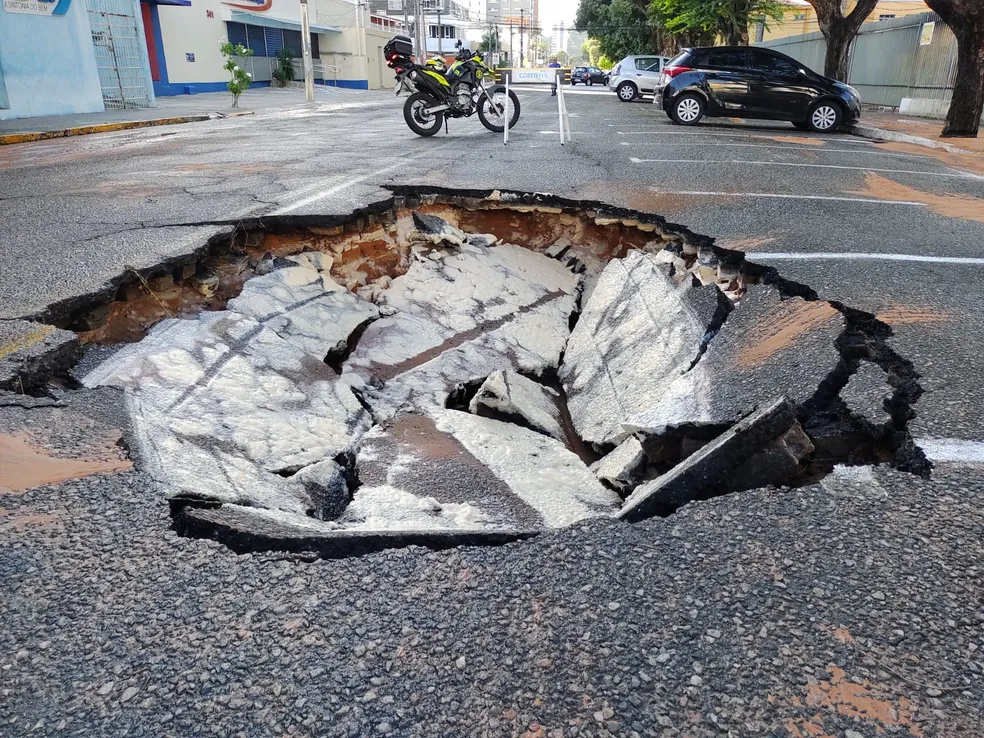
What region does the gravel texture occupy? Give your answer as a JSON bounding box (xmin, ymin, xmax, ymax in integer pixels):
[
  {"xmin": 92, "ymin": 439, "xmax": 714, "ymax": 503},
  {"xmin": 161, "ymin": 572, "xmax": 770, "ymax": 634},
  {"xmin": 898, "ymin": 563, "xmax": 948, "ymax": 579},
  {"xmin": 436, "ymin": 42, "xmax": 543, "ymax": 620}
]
[{"xmin": 2, "ymin": 441, "xmax": 981, "ymax": 736}]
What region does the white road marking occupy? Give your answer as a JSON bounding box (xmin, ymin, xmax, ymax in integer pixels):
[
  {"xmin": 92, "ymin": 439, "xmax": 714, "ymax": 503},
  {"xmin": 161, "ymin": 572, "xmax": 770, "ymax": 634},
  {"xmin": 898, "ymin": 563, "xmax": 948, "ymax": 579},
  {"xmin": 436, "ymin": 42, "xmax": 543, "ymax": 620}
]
[
  {"xmin": 273, "ymin": 139, "xmax": 463, "ymax": 215},
  {"xmin": 917, "ymin": 438, "xmax": 984, "ymax": 463},
  {"xmin": 647, "ymin": 189, "xmax": 928, "ymax": 207},
  {"xmin": 630, "ymin": 157, "xmax": 984, "ymax": 180},
  {"xmin": 622, "ymin": 141, "xmax": 933, "ymax": 159},
  {"xmin": 618, "ymin": 129, "xmax": 869, "ymax": 144},
  {"xmin": 752, "ymin": 252, "xmax": 984, "ymax": 265}
]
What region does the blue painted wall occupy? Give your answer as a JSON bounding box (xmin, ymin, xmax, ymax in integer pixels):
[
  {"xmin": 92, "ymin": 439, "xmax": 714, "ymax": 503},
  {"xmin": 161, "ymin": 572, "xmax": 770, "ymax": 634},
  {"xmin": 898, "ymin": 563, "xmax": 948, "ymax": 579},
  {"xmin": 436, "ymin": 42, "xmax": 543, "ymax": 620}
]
[{"xmin": 0, "ymin": 1, "xmax": 106, "ymax": 119}]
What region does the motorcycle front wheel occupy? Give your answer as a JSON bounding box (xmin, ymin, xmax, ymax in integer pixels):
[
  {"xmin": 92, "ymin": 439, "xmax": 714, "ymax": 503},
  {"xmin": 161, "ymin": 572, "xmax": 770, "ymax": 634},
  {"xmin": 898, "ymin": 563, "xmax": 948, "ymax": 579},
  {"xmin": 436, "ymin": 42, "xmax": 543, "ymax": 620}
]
[
  {"xmin": 477, "ymin": 88, "xmax": 521, "ymax": 133},
  {"xmin": 404, "ymin": 92, "xmax": 444, "ymax": 137}
]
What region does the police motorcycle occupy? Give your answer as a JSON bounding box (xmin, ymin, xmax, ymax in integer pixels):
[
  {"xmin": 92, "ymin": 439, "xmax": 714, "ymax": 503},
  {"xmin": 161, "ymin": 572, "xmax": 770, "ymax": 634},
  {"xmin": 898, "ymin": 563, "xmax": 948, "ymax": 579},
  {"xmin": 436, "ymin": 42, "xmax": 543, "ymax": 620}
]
[{"xmin": 383, "ymin": 35, "xmax": 521, "ymax": 137}]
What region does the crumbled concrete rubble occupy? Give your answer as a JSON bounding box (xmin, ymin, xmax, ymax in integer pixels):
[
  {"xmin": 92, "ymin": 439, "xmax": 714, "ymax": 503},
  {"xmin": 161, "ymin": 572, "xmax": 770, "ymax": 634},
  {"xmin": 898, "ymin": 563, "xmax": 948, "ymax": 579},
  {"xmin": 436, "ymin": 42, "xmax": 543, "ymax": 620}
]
[
  {"xmin": 841, "ymin": 360, "xmax": 894, "ymax": 431},
  {"xmin": 0, "ymin": 319, "xmax": 79, "ymax": 392},
  {"xmin": 560, "ymin": 250, "xmax": 732, "ymax": 448},
  {"xmin": 468, "ymin": 370, "xmax": 565, "ymax": 442},
  {"xmin": 68, "ymin": 200, "xmax": 922, "ymax": 556},
  {"xmin": 592, "ymin": 437, "xmax": 647, "ymax": 495},
  {"xmin": 342, "ymin": 239, "xmax": 578, "ymax": 419},
  {"xmin": 624, "ymin": 284, "xmax": 845, "ymax": 437}
]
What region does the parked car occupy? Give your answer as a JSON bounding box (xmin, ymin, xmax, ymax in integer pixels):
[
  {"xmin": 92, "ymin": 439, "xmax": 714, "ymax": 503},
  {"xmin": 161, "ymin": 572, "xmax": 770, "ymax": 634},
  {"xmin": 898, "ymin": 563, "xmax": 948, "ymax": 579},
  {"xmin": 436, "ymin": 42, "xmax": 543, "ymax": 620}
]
[
  {"xmin": 653, "ymin": 46, "xmax": 861, "ymax": 132},
  {"xmin": 608, "ymin": 55, "xmax": 670, "ymax": 102},
  {"xmin": 571, "ymin": 66, "xmax": 609, "ymax": 86}
]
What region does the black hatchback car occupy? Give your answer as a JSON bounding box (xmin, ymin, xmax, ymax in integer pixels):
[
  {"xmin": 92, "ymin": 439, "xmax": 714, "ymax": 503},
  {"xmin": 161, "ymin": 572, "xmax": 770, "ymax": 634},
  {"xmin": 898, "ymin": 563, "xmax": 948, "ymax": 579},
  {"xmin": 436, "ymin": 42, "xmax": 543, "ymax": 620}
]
[
  {"xmin": 654, "ymin": 46, "xmax": 861, "ymax": 132},
  {"xmin": 571, "ymin": 66, "xmax": 608, "ymax": 86}
]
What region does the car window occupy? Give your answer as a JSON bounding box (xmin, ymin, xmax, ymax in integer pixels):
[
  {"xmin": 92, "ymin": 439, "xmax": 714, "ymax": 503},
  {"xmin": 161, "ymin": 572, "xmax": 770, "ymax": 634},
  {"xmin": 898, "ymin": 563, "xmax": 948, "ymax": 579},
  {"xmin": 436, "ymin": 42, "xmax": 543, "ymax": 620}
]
[
  {"xmin": 643, "ymin": 60, "xmax": 663, "ymax": 72},
  {"xmin": 749, "ymin": 50, "xmax": 799, "ymax": 75},
  {"xmin": 635, "ymin": 57, "xmax": 659, "ymax": 70},
  {"xmin": 575, "ymin": 67, "xmax": 586, "ymax": 72},
  {"xmin": 704, "ymin": 49, "xmax": 748, "ymax": 69},
  {"xmin": 665, "ymin": 50, "xmax": 691, "ymax": 67}
]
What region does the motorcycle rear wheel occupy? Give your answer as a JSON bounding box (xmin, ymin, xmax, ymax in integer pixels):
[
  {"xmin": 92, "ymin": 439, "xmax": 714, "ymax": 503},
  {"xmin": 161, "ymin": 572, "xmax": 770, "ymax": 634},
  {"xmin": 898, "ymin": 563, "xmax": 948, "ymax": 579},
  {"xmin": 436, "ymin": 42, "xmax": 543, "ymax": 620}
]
[
  {"xmin": 404, "ymin": 92, "xmax": 444, "ymax": 137},
  {"xmin": 477, "ymin": 89, "xmax": 521, "ymax": 133}
]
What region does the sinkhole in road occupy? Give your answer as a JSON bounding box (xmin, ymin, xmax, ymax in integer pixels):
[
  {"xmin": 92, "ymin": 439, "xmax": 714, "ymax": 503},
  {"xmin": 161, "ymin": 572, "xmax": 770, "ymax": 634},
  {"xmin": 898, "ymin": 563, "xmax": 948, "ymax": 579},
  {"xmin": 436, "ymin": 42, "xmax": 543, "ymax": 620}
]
[{"xmin": 68, "ymin": 187, "xmax": 928, "ymax": 558}]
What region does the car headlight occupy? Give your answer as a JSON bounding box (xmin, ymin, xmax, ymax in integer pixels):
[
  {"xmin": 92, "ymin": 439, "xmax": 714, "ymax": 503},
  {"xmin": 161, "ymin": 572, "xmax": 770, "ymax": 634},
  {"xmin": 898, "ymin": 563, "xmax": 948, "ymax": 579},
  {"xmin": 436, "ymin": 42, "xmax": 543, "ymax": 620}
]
[{"xmin": 845, "ymin": 85, "xmax": 860, "ymax": 99}]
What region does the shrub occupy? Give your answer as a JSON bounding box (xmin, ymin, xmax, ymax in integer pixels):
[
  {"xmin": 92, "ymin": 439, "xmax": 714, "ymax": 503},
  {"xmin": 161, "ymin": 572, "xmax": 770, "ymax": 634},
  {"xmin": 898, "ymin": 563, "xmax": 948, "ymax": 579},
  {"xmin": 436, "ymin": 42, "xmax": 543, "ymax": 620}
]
[{"xmin": 272, "ymin": 47, "xmax": 295, "ymax": 87}]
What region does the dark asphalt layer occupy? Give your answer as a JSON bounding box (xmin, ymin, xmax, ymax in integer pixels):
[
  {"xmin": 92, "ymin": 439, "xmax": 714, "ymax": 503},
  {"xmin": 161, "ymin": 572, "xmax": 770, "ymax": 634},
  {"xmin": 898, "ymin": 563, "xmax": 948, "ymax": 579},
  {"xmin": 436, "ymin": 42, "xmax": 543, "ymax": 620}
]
[{"xmin": 2, "ymin": 87, "xmax": 984, "ymax": 736}]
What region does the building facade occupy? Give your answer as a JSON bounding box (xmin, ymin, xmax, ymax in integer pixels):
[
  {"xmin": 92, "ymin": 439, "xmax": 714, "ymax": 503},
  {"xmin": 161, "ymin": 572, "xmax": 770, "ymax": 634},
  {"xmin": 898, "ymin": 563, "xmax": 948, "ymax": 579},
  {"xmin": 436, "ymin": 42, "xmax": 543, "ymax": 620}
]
[
  {"xmin": 758, "ymin": 0, "xmax": 929, "ymax": 42},
  {"xmin": 1, "ymin": 0, "xmax": 399, "ymax": 119},
  {"xmin": 0, "ymin": 0, "xmax": 155, "ymax": 119}
]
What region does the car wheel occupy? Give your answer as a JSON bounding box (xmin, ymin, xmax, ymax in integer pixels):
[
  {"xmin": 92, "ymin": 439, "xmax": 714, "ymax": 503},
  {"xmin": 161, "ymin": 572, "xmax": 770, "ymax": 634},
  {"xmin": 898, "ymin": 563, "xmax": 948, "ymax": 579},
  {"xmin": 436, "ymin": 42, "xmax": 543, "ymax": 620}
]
[
  {"xmin": 807, "ymin": 101, "xmax": 842, "ymax": 133},
  {"xmin": 616, "ymin": 82, "xmax": 637, "ymax": 102},
  {"xmin": 671, "ymin": 93, "xmax": 704, "ymax": 125},
  {"xmin": 588, "ymin": 79, "xmax": 594, "ymax": 86}
]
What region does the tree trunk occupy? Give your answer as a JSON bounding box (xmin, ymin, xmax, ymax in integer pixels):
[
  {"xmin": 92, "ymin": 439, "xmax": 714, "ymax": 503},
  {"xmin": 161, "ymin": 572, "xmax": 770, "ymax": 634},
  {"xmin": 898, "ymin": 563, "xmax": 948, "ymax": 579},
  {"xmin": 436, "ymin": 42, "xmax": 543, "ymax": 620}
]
[
  {"xmin": 822, "ymin": 26, "xmax": 854, "ymax": 80},
  {"xmin": 941, "ymin": 25, "xmax": 984, "ymax": 137}
]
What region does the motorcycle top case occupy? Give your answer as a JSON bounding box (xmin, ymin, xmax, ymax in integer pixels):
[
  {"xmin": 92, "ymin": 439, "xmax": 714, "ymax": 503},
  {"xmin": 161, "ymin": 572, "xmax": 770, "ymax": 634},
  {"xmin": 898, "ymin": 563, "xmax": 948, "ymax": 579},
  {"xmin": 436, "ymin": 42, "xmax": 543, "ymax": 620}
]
[{"xmin": 385, "ymin": 35, "xmax": 414, "ymax": 59}]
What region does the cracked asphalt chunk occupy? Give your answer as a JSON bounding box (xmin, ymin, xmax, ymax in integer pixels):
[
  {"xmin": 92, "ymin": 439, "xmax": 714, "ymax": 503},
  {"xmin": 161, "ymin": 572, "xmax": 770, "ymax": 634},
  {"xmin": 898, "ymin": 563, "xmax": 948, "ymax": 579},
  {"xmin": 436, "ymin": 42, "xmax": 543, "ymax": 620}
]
[{"xmin": 38, "ymin": 193, "xmax": 926, "ymax": 555}]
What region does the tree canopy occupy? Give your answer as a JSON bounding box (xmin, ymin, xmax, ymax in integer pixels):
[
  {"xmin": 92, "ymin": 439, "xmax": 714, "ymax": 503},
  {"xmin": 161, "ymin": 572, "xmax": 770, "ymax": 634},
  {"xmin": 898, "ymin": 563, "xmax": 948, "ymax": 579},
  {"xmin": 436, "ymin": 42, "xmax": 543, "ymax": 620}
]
[{"xmin": 575, "ymin": 0, "xmax": 786, "ymax": 55}]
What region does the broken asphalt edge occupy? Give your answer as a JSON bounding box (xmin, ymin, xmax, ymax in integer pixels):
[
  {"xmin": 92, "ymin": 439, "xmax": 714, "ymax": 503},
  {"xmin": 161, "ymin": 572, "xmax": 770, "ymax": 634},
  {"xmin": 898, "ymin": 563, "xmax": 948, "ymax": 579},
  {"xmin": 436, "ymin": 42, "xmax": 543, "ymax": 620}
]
[
  {"xmin": 848, "ymin": 122, "xmax": 978, "ymax": 155},
  {"xmin": 3, "ymin": 185, "xmax": 931, "ymax": 550},
  {"xmin": 174, "ymin": 502, "xmax": 539, "ymax": 558},
  {"xmin": 0, "ymin": 112, "xmax": 253, "ymax": 146}
]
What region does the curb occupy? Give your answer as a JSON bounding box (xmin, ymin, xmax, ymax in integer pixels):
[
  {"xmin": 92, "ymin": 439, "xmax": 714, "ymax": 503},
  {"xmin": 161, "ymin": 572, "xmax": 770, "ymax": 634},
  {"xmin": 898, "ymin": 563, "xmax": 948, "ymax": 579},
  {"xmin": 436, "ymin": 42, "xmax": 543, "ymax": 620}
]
[
  {"xmin": 849, "ymin": 123, "xmax": 977, "ymax": 155},
  {"xmin": 0, "ymin": 114, "xmax": 214, "ymax": 146}
]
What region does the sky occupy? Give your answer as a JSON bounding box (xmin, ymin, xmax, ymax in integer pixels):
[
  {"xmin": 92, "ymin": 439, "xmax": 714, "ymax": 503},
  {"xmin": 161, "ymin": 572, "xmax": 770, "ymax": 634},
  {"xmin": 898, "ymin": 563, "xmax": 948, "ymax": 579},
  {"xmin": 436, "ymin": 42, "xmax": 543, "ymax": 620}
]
[{"xmin": 539, "ymin": 0, "xmax": 578, "ymax": 37}]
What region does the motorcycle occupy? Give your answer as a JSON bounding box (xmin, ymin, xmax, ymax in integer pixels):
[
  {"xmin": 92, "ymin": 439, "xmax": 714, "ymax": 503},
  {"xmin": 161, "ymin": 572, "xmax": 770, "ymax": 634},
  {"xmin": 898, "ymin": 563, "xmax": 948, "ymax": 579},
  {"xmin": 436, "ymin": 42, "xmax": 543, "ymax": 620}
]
[{"xmin": 384, "ymin": 36, "xmax": 521, "ymax": 138}]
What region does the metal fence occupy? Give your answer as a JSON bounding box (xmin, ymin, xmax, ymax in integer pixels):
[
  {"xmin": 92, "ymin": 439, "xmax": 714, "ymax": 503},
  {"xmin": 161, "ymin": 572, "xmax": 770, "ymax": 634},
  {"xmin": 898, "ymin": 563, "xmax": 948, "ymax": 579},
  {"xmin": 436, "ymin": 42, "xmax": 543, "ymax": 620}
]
[
  {"xmin": 756, "ymin": 12, "xmax": 959, "ymax": 114},
  {"xmin": 86, "ymin": 0, "xmax": 151, "ymax": 109}
]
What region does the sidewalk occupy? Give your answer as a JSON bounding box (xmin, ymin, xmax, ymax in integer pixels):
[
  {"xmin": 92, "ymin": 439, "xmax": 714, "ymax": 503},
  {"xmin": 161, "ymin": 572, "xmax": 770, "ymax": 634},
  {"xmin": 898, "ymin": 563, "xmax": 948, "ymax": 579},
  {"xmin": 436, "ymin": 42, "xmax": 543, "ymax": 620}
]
[
  {"xmin": 0, "ymin": 86, "xmax": 384, "ymax": 144},
  {"xmin": 852, "ymin": 110, "xmax": 984, "ymax": 155}
]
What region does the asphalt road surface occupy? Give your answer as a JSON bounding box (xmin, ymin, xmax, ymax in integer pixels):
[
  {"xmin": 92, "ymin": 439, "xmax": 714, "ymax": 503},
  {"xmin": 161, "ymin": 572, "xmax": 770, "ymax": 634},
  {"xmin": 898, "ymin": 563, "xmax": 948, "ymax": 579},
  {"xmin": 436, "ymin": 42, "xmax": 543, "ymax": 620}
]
[{"xmin": 2, "ymin": 88, "xmax": 983, "ymax": 737}]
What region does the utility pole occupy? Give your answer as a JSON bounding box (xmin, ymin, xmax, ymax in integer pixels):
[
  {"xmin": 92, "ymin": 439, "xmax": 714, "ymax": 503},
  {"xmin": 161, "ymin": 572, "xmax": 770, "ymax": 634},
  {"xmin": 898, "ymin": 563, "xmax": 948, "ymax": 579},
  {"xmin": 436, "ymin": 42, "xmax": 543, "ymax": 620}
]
[
  {"xmin": 509, "ymin": 20, "xmax": 514, "ymax": 67},
  {"xmin": 417, "ymin": 0, "xmax": 426, "ymax": 63},
  {"xmin": 519, "ymin": 8, "xmax": 524, "ymax": 68},
  {"xmin": 299, "ymin": 0, "xmax": 315, "ymax": 101}
]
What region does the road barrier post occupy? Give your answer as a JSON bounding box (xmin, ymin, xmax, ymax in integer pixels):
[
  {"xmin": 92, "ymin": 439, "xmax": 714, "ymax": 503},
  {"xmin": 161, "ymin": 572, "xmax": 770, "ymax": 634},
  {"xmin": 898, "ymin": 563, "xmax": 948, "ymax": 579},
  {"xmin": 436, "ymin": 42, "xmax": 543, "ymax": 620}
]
[{"xmin": 504, "ymin": 75, "xmax": 510, "ymax": 145}]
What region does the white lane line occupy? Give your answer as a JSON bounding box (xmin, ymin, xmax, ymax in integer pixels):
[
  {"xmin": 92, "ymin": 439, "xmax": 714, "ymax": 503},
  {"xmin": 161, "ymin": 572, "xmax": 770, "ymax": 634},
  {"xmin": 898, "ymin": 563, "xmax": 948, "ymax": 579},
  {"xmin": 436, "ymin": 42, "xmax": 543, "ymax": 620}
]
[
  {"xmin": 621, "ymin": 141, "xmax": 933, "ymax": 159},
  {"xmin": 647, "ymin": 189, "xmax": 928, "ymax": 207},
  {"xmin": 618, "ymin": 130, "xmax": 869, "ymax": 144},
  {"xmin": 273, "ymin": 139, "xmax": 462, "ymax": 215},
  {"xmin": 752, "ymin": 252, "xmax": 984, "ymax": 265},
  {"xmin": 917, "ymin": 438, "xmax": 984, "ymax": 463},
  {"xmin": 630, "ymin": 157, "xmax": 984, "ymax": 180}
]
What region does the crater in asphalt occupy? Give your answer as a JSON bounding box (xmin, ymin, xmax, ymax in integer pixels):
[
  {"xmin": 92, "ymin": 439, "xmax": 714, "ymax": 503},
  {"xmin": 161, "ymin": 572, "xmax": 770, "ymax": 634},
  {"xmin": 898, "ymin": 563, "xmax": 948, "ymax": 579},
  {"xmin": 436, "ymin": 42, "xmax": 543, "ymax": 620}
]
[{"xmin": 12, "ymin": 188, "xmax": 929, "ymax": 558}]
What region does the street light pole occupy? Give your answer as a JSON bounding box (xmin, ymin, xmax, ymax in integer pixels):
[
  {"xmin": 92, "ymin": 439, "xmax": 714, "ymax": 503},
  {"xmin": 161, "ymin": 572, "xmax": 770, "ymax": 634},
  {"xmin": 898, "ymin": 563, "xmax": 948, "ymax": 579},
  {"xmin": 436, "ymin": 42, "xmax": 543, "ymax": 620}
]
[
  {"xmin": 299, "ymin": 0, "xmax": 315, "ymax": 101},
  {"xmin": 519, "ymin": 8, "xmax": 524, "ymax": 68},
  {"xmin": 437, "ymin": 6, "xmax": 442, "ymax": 58}
]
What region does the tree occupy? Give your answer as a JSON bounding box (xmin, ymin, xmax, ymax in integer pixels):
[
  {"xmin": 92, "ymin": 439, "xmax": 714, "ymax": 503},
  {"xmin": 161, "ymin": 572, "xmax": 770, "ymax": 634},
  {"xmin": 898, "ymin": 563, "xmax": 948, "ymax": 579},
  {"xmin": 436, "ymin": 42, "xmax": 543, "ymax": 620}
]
[
  {"xmin": 800, "ymin": 0, "xmax": 878, "ymax": 81},
  {"xmin": 924, "ymin": 0, "xmax": 984, "ymax": 137},
  {"xmin": 650, "ymin": 0, "xmax": 785, "ymax": 46},
  {"xmin": 576, "ymin": 0, "xmax": 666, "ymax": 60},
  {"xmin": 478, "ymin": 29, "xmax": 500, "ymax": 53},
  {"xmin": 582, "ymin": 37, "xmax": 602, "ymax": 66}
]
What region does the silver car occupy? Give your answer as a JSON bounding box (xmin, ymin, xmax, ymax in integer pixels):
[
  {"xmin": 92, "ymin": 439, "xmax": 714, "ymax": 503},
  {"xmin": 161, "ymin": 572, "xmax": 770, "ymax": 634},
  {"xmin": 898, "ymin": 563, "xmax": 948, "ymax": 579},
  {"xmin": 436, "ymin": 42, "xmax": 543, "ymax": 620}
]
[{"xmin": 608, "ymin": 55, "xmax": 670, "ymax": 102}]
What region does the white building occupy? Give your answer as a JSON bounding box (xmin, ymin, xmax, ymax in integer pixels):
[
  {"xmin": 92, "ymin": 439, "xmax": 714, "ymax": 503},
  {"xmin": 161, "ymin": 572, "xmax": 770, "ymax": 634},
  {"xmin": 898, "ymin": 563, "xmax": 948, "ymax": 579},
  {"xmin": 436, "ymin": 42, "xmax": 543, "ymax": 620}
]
[{"xmin": 148, "ymin": 0, "xmax": 398, "ymax": 94}]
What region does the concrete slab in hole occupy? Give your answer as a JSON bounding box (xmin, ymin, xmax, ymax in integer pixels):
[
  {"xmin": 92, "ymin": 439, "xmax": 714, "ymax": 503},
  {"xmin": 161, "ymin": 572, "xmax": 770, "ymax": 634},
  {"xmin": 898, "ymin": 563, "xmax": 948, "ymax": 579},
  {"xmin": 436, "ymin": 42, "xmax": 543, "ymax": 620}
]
[
  {"xmin": 593, "ymin": 436, "xmax": 647, "ymax": 494},
  {"xmin": 179, "ymin": 503, "xmax": 537, "ymax": 558},
  {"xmin": 342, "ymin": 238, "xmax": 579, "ymax": 419},
  {"xmin": 560, "ymin": 250, "xmax": 732, "ymax": 448},
  {"xmin": 624, "ymin": 284, "xmax": 845, "ymax": 437},
  {"xmin": 0, "ymin": 320, "xmax": 79, "ymax": 392},
  {"xmin": 619, "ymin": 397, "xmax": 797, "ymax": 522},
  {"xmin": 469, "ymin": 370, "xmax": 565, "ymax": 442}
]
